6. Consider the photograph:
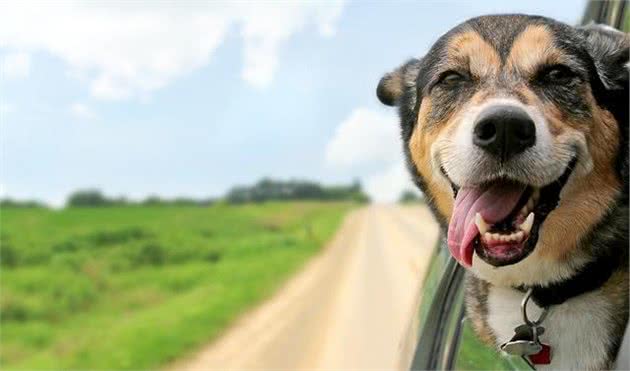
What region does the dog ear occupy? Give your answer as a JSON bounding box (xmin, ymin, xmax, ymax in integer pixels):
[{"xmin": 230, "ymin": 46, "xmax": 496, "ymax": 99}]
[
  {"xmin": 578, "ymin": 24, "xmax": 629, "ymax": 91},
  {"xmin": 377, "ymin": 58, "xmax": 422, "ymax": 107},
  {"xmin": 579, "ymin": 24, "xmax": 629, "ymax": 188}
]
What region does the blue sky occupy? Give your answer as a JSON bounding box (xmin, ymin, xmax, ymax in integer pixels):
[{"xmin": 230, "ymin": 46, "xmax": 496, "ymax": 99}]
[{"xmin": 0, "ymin": 1, "xmax": 584, "ymax": 206}]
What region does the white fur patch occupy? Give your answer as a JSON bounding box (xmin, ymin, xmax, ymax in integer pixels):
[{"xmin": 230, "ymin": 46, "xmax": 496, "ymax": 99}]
[
  {"xmin": 471, "ymin": 248, "xmax": 589, "ymax": 288},
  {"xmin": 487, "ymin": 286, "xmax": 614, "ymax": 370}
]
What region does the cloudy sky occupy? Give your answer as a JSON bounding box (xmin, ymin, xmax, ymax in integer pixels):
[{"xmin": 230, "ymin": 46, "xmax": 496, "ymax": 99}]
[{"xmin": 0, "ymin": 1, "xmax": 584, "ymax": 206}]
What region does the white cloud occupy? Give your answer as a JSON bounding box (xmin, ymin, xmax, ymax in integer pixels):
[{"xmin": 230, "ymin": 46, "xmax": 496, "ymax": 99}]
[
  {"xmin": 0, "ymin": 1, "xmax": 343, "ymax": 100},
  {"xmin": 239, "ymin": 2, "xmax": 343, "ymax": 87},
  {"xmin": 69, "ymin": 102, "xmax": 96, "ymax": 120},
  {"xmin": 365, "ymin": 163, "xmax": 417, "ymax": 203},
  {"xmin": 325, "ymin": 107, "xmax": 400, "ymax": 168},
  {"xmin": 1, "ymin": 51, "xmax": 30, "ymax": 79},
  {"xmin": 326, "ymin": 107, "xmax": 416, "ymax": 203}
]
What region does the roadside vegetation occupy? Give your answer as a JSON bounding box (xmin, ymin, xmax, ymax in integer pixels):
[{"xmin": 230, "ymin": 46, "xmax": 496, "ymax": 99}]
[
  {"xmin": 1, "ymin": 201, "xmax": 354, "ymax": 369},
  {"xmin": 398, "ymin": 189, "xmax": 424, "ymax": 204}
]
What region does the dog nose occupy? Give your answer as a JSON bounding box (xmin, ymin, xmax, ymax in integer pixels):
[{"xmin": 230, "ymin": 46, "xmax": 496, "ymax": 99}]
[{"xmin": 473, "ymin": 105, "xmax": 536, "ymax": 161}]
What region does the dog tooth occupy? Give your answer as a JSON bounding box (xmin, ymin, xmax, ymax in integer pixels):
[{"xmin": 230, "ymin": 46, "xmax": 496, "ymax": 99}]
[
  {"xmin": 475, "ymin": 213, "xmax": 489, "ymax": 234},
  {"xmin": 520, "ymin": 212, "xmax": 535, "ymax": 234},
  {"xmin": 484, "ymin": 232, "xmax": 492, "ymax": 241},
  {"xmin": 515, "ymin": 231, "xmax": 524, "ymax": 241}
]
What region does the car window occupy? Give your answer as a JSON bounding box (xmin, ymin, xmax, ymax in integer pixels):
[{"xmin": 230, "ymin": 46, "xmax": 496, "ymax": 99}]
[
  {"xmin": 455, "ymin": 318, "xmax": 533, "ymax": 370},
  {"xmin": 416, "ymin": 240, "xmax": 450, "ymax": 332}
]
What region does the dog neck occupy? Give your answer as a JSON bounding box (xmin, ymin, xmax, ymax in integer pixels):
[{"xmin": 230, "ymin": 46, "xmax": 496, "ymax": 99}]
[{"xmin": 514, "ymin": 249, "xmax": 620, "ymax": 307}]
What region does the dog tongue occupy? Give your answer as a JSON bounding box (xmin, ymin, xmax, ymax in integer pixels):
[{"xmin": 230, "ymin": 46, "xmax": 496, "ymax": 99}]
[{"xmin": 447, "ymin": 182, "xmax": 526, "ymax": 267}]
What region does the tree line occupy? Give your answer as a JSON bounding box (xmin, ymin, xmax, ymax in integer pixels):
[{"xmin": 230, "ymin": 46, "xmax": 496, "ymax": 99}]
[
  {"xmin": 225, "ymin": 178, "xmax": 369, "ymax": 204},
  {"xmin": 0, "ymin": 178, "xmax": 371, "ymax": 208}
]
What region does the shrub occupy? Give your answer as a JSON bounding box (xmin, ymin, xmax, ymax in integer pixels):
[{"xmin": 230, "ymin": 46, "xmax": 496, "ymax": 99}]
[
  {"xmin": 134, "ymin": 243, "xmax": 165, "ymax": 266},
  {"xmin": 88, "ymin": 228, "xmax": 151, "ymax": 247},
  {"xmin": 1, "ymin": 239, "xmax": 18, "ymax": 267}
]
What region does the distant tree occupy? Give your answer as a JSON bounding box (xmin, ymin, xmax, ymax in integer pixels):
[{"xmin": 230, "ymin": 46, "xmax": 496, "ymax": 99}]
[
  {"xmin": 141, "ymin": 195, "xmax": 215, "ymax": 207},
  {"xmin": 0, "ymin": 198, "xmax": 46, "ymax": 208},
  {"xmin": 225, "ymin": 178, "xmax": 370, "ymax": 204},
  {"xmin": 399, "ymin": 190, "xmax": 423, "ymax": 204},
  {"xmin": 142, "ymin": 195, "xmax": 164, "ymax": 206},
  {"xmin": 66, "ymin": 189, "xmax": 111, "ymax": 207}
]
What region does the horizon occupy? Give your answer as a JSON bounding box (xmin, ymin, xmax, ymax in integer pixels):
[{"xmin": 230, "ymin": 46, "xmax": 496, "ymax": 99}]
[{"xmin": 0, "ymin": 176, "xmax": 378, "ymax": 208}]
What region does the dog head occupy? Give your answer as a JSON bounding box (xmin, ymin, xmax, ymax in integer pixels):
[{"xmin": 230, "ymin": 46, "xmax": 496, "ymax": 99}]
[{"xmin": 377, "ymin": 15, "xmax": 629, "ymax": 287}]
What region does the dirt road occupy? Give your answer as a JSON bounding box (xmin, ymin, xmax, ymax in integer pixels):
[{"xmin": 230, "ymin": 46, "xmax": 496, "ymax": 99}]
[{"xmin": 169, "ymin": 205, "xmax": 440, "ymax": 371}]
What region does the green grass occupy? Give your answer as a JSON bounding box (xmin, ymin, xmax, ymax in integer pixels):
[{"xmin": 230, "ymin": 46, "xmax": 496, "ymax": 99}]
[
  {"xmin": 456, "ymin": 319, "xmax": 532, "ymax": 370},
  {"xmin": 0, "ymin": 202, "xmax": 354, "ymax": 369}
]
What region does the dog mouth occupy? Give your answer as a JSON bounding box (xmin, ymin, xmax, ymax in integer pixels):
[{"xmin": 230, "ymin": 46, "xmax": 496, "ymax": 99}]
[{"xmin": 445, "ymin": 157, "xmax": 577, "ymax": 267}]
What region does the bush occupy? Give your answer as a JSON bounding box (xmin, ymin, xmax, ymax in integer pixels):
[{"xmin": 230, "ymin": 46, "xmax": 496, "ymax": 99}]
[
  {"xmin": 88, "ymin": 228, "xmax": 152, "ymax": 247},
  {"xmin": 67, "ymin": 189, "xmax": 113, "ymax": 207},
  {"xmin": 0, "ymin": 199, "xmax": 46, "ymax": 208},
  {"xmin": 399, "ymin": 190, "xmax": 424, "ymax": 204},
  {"xmin": 1, "ymin": 238, "xmax": 18, "ymax": 267},
  {"xmin": 134, "ymin": 243, "xmax": 166, "ymax": 266},
  {"xmin": 204, "ymin": 250, "xmax": 222, "ymax": 263}
]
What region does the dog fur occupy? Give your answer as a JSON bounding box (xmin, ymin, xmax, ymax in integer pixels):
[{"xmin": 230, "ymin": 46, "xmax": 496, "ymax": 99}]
[{"xmin": 377, "ymin": 15, "xmax": 629, "ymax": 370}]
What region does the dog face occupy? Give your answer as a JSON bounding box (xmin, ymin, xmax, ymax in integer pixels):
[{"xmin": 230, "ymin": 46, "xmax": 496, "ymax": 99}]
[{"xmin": 378, "ymin": 15, "xmax": 629, "ymax": 286}]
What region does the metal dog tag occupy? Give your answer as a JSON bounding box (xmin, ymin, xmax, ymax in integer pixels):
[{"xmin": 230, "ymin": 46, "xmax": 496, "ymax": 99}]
[
  {"xmin": 499, "ymin": 289, "xmax": 553, "ymax": 365},
  {"xmin": 500, "ymin": 324, "xmax": 544, "ymax": 356}
]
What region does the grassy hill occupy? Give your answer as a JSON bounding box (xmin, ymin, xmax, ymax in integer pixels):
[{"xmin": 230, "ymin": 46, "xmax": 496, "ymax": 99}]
[{"xmin": 1, "ymin": 202, "xmax": 354, "ymax": 369}]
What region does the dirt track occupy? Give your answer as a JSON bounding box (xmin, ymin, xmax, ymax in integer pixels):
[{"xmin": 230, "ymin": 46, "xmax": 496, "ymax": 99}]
[{"xmin": 168, "ymin": 205, "xmax": 440, "ymax": 371}]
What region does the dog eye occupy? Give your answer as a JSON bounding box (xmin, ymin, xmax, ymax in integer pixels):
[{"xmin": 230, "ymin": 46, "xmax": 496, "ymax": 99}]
[
  {"xmin": 538, "ymin": 65, "xmax": 578, "ymax": 84},
  {"xmin": 438, "ymin": 71, "xmax": 466, "ymax": 86}
]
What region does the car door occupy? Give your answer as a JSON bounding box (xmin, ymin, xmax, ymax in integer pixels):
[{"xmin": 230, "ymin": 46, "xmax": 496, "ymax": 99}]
[{"xmin": 407, "ymin": 242, "xmax": 533, "ymax": 370}]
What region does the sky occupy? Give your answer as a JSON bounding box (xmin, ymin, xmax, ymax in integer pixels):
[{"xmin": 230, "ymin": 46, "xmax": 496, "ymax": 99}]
[{"xmin": 0, "ymin": 1, "xmax": 585, "ymax": 207}]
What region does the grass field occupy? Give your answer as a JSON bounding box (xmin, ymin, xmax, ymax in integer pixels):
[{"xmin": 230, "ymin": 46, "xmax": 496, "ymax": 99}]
[{"xmin": 0, "ymin": 202, "xmax": 354, "ymax": 369}]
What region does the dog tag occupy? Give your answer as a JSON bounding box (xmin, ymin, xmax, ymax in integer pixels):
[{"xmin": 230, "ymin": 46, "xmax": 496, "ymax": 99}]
[
  {"xmin": 529, "ymin": 343, "xmax": 552, "ymax": 365},
  {"xmin": 500, "ymin": 289, "xmax": 553, "ymax": 365},
  {"xmin": 500, "ymin": 325, "xmax": 543, "ymax": 356}
]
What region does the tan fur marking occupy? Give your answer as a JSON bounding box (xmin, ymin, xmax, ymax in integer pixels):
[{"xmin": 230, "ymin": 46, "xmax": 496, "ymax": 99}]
[
  {"xmin": 469, "ymin": 90, "xmax": 493, "ymax": 106},
  {"xmin": 408, "ymin": 97, "xmax": 453, "ymax": 220},
  {"xmin": 447, "ymin": 31, "xmax": 501, "ymax": 78},
  {"xmin": 507, "ymin": 25, "xmax": 563, "ymax": 75},
  {"xmin": 537, "ymin": 97, "xmax": 621, "ymax": 261},
  {"xmin": 406, "ymin": 32, "xmax": 501, "ymax": 222},
  {"xmin": 465, "ymin": 276, "xmax": 496, "ymax": 346}
]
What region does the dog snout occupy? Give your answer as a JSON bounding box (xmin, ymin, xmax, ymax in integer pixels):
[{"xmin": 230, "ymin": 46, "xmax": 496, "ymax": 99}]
[{"xmin": 473, "ymin": 105, "xmax": 536, "ymax": 162}]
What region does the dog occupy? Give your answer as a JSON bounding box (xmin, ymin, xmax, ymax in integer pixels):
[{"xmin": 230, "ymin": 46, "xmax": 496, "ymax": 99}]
[{"xmin": 377, "ymin": 15, "xmax": 629, "ymax": 370}]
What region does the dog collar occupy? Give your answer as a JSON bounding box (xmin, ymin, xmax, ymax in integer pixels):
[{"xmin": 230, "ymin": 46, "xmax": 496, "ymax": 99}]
[
  {"xmin": 515, "ymin": 250, "xmax": 618, "ymax": 307},
  {"xmin": 500, "ymin": 289, "xmax": 552, "ymax": 366}
]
